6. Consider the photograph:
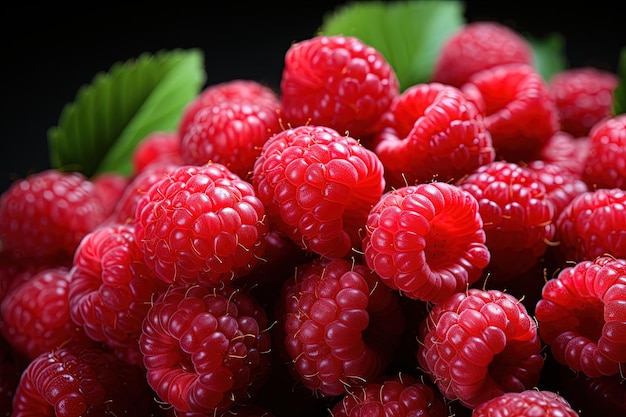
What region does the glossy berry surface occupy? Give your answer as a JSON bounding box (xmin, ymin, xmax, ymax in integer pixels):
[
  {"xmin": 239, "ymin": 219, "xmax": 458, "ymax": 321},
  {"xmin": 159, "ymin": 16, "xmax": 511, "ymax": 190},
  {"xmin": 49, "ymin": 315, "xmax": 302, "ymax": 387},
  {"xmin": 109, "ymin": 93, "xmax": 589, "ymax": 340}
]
[
  {"xmin": 582, "ymin": 113, "xmax": 626, "ymax": 190},
  {"xmin": 472, "ymin": 389, "xmax": 579, "ymax": 417}
]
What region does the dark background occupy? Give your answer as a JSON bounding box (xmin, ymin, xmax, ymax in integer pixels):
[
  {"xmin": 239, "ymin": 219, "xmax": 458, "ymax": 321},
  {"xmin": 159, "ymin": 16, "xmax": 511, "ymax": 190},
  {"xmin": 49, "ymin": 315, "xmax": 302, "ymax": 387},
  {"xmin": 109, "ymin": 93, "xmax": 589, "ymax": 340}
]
[{"xmin": 3, "ymin": 1, "xmax": 624, "ymax": 194}]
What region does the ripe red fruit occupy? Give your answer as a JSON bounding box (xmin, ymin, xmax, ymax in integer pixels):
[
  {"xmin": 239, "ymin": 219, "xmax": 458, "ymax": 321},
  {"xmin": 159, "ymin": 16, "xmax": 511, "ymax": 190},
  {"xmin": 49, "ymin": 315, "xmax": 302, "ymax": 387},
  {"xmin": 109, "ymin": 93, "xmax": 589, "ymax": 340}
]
[
  {"xmin": 431, "ymin": 21, "xmax": 534, "ymax": 88},
  {"xmin": 274, "ymin": 257, "xmax": 406, "ymax": 397},
  {"xmin": 472, "ymin": 389, "xmax": 579, "ymax": 417},
  {"xmin": 139, "ymin": 283, "xmax": 272, "ymax": 415},
  {"xmin": 132, "ymin": 130, "xmax": 183, "ymax": 174},
  {"xmin": 373, "ymin": 82, "xmax": 494, "ymax": 188},
  {"xmin": 539, "ymin": 131, "xmax": 590, "ymax": 177},
  {"xmin": 330, "ymin": 373, "xmax": 448, "ymax": 417},
  {"xmin": 457, "ymin": 161, "xmax": 556, "ymax": 283},
  {"xmin": 362, "ymin": 181, "xmax": 490, "ymax": 304},
  {"xmin": 68, "ymin": 222, "xmax": 169, "ymax": 366},
  {"xmin": 582, "ymin": 113, "xmax": 626, "ymax": 190},
  {"xmin": 535, "ymin": 255, "xmax": 626, "ymax": 378},
  {"xmin": 0, "ymin": 266, "xmax": 97, "ymax": 360},
  {"xmin": 11, "ymin": 346, "xmax": 153, "ymax": 417},
  {"xmin": 461, "ymin": 64, "xmax": 560, "ymax": 163},
  {"xmin": 252, "ymin": 124, "xmax": 385, "ymax": 259},
  {"xmin": 280, "ymin": 35, "xmax": 400, "ymax": 140},
  {"xmin": 554, "ymin": 187, "xmax": 626, "ymax": 263},
  {"xmin": 0, "ymin": 169, "xmax": 108, "ymax": 262},
  {"xmin": 417, "ymin": 288, "xmax": 544, "ymax": 409},
  {"xmin": 134, "ymin": 163, "xmax": 269, "ymax": 286},
  {"xmin": 548, "ymin": 66, "xmax": 619, "ymax": 138}
]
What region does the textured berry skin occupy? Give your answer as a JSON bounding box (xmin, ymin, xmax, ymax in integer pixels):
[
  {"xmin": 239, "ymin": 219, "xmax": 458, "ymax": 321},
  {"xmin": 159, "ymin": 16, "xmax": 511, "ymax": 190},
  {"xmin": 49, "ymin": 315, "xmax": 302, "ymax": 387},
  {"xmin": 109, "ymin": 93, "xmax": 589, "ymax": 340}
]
[
  {"xmin": 181, "ymin": 98, "xmax": 283, "ymax": 180},
  {"xmin": 11, "ymin": 346, "xmax": 153, "ymax": 417},
  {"xmin": 582, "ymin": 114, "xmax": 626, "ymax": 190},
  {"xmin": 280, "ymin": 35, "xmax": 400, "ymax": 139},
  {"xmin": 554, "ymin": 187, "xmax": 626, "ymax": 263},
  {"xmin": 472, "ymin": 389, "xmax": 579, "ymax": 417},
  {"xmin": 461, "ymin": 64, "xmax": 560, "ymax": 163},
  {"xmin": 134, "ymin": 163, "xmax": 269, "ymax": 286},
  {"xmin": 252, "ymin": 125, "xmax": 385, "ymax": 259},
  {"xmin": 417, "ymin": 288, "xmax": 544, "ymax": 409},
  {"xmin": 330, "ymin": 373, "xmax": 448, "ymax": 417},
  {"xmin": 0, "ymin": 169, "xmax": 108, "ymax": 262},
  {"xmin": 539, "ymin": 131, "xmax": 590, "ymax": 177},
  {"xmin": 373, "ymin": 82, "xmax": 494, "ymax": 188},
  {"xmin": 275, "ymin": 257, "xmax": 406, "ymax": 397},
  {"xmin": 68, "ymin": 222, "xmax": 169, "ymax": 366},
  {"xmin": 91, "ymin": 172, "xmax": 129, "ymax": 218},
  {"xmin": 535, "ymin": 255, "xmax": 626, "ymax": 378},
  {"xmin": 362, "ymin": 181, "xmax": 490, "ymax": 303},
  {"xmin": 0, "ymin": 267, "xmax": 97, "ymax": 360},
  {"xmin": 139, "ymin": 284, "xmax": 272, "ymax": 415},
  {"xmin": 431, "ymin": 21, "xmax": 534, "ymax": 88},
  {"xmin": 132, "ymin": 130, "xmax": 183, "ymax": 174},
  {"xmin": 549, "ymin": 66, "xmax": 619, "ymax": 137},
  {"xmin": 457, "ymin": 161, "xmax": 556, "ymax": 282}
]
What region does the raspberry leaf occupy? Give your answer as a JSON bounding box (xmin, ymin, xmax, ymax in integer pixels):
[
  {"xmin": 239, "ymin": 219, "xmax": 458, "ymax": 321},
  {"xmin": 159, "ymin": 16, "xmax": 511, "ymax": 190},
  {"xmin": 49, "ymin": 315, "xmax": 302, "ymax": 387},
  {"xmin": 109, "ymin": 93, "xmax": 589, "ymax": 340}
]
[
  {"xmin": 319, "ymin": 0, "xmax": 464, "ymax": 91},
  {"xmin": 613, "ymin": 47, "xmax": 625, "ymax": 116},
  {"xmin": 47, "ymin": 49, "xmax": 205, "ymax": 178},
  {"xmin": 528, "ymin": 32, "xmax": 567, "ymax": 82}
]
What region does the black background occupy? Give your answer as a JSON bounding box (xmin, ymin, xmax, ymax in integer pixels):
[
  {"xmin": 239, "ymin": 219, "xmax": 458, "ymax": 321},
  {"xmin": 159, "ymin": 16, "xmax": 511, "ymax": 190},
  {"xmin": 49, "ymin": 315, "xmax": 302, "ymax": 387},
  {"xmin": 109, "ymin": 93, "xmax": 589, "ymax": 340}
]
[{"xmin": 3, "ymin": 1, "xmax": 624, "ymax": 194}]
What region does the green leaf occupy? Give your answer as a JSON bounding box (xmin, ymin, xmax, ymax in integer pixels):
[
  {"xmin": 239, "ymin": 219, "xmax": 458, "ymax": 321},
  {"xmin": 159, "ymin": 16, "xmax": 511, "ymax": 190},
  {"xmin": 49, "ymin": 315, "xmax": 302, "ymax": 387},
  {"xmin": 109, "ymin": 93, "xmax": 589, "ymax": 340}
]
[
  {"xmin": 319, "ymin": 0, "xmax": 465, "ymax": 91},
  {"xmin": 527, "ymin": 32, "xmax": 567, "ymax": 82},
  {"xmin": 613, "ymin": 47, "xmax": 626, "ymax": 116},
  {"xmin": 48, "ymin": 48, "xmax": 206, "ymax": 178}
]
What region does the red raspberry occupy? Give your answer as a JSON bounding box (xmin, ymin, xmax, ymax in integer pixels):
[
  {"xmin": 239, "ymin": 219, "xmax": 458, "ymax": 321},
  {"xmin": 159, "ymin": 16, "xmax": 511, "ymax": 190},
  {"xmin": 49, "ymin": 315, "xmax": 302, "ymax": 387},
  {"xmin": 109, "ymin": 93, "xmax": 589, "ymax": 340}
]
[
  {"xmin": 431, "ymin": 21, "xmax": 534, "ymax": 88},
  {"xmin": 280, "ymin": 35, "xmax": 400, "ymax": 140},
  {"xmin": 0, "ymin": 266, "xmax": 97, "ymax": 360},
  {"xmin": 91, "ymin": 172, "xmax": 129, "ymax": 218},
  {"xmin": 461, "ymin": 64, "xmax": 561, "ymax": 163},
  {"xmin": 11, "ymin": 345, "xmax": 153, "ymax": 417},
  {"xmin": 134, "ymin": 163, "xmax": 269, "ymax": 286},
  {"xmin": 132, "ymin": 130, "xmax": 183, "ymax": 174},
  {"xmin": 252, "ymin": 124, "xmax": 385, "ymax": 259},
  {"xmin": 274, "ymin": 257, "xmax": 406, "ymax": 397},
  {"xmin": 554, "ymin": 187, "xmax": 626, "ymax": 263},
  {"xmin": 0, "ymin": 169, "xmax": 108, "ymax": 262},
  {"xmin": 362, "ymin": 181, "xmax": 490, "ymax": 304},
  {"xmin": 181, "ymin": 99, "xmax": 283, "ymax": 180},
  {"xmin": 535, "ymin": 255, "xmax": 626, "ymax": 378},
  {"xmin": 139, "ymin": 283, "xmax": 272, "ymax": 415},
  {"xmin": 330, "ymin": 373, "xmax": 448, "ymax": 417},
  {"xmin": 472, "ymin": 389, "xmax": 579, "ymax": 417},
  {"xmin": 582, "ymin": 114, "xmax": 626, "ymax": 190},
  {"xmin": 539, "ymin": 131, "xmax": 590, "ymax": 177},
  {"xmin": 548, "ymin": 66, "xmax": 619, "ymax": 138},
  {"xmin": 417, "ymin": 288, "xmax": 544, "ymax": 409},
  {"xmin": 457, "ymin": 161, "xmax": 556, "ymax": 283},
  {"xmin": 68, "ymin": 222, "xmax": 169, "ymax": 366},
  {"xmin": 373, "ymin": 82, "xmax": 494, "ymax": 188}
]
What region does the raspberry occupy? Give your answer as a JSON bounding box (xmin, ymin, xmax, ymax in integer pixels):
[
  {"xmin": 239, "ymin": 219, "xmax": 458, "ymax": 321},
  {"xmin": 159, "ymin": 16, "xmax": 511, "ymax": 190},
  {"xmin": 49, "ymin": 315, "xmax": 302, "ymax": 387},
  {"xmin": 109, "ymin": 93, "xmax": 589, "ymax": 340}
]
[
  {"xmin": 132, "ymin": 130, "xmax": 184, "ymax": 174},
  {"xmin": 68, "ymin": 222, "xmax": 169, "ymax": 366},
  {"xmin": 330, "ymin": 373, "xmax": 448, "ymax": 417},
  {"xmin": 0, "ymin": 266, "xmax": 97, "ymax": 361},
  {"xmin": 582, "ymin": 114, "xmax": 626, "ymax": 190},
  {"xmin": 460, "ymin": 64, "xmax": 561, "ymax": 163},
  {"xmin": 0, "ymin": 169, "xmax": 108, "ymax": 262},
  {"xmin": 252, "ymin": 124, "xmax": 385, "ymax": 259},
  {"xmin": 139, "ymin": 283, "xmax": 272, "ymax": 415},
  {"xmin": 134, "ymin": 163, "xmax": 269, "ymax": 286},
  {"xmin": 535, "ymin": 255, "xmax": 626, "ymax": 378},
  {"xmin": 279, "ymin": 35, "xmax": 400, "ymax": 140},
  {"xmin": 431, "ymin": 21, "xmax": 534, "ymax": 88},
  {"xmin": 181, "ymin": 98, "xmax": 283, "ymax": 180},
  {"xmin": 11, "ymin": 345, "xmax": 153, "ymax": 417},
  {"xmin": 472, "ymin": 389, "xmax": 579, "ymax": 417},
  {"xmin": 274, "ymin": 257, "xmax": 406, "ymax": 397},
  {"xmin": 373, "ymin": 82, "xmax": 494, "ymax": 188},
  {"xmin": 457, "ymin": 161, "xmax": 556, "ymax": 283},
  {"xmin": 417, "ymin": 288, "xmax": 544, "ymax": 409},
  {"xmin": 548, "ymin": 66, "xmax": 619, "ymax": 138},
  {"xmin": 554, "ymin": 187, "xmax": 626, "ymax": 263},
  {"xmin": 362, "ymin": 181, "xmax": 490, "ymax": 304},
  {"xmin": 91, "ymin": 172, "xmax": 129, "ymax": 218},
  {"xmin": 539, "ymin": 131, "xmax": 590, "ymax": 177}
]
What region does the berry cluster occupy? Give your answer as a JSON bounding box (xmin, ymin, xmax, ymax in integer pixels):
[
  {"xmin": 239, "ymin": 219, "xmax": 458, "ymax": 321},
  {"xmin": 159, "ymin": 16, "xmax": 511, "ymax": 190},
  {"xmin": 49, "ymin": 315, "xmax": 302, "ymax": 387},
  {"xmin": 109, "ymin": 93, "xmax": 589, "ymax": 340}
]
[{"xmin": 1, "ymin": 15, "xmax": 624, "ymax": 417}]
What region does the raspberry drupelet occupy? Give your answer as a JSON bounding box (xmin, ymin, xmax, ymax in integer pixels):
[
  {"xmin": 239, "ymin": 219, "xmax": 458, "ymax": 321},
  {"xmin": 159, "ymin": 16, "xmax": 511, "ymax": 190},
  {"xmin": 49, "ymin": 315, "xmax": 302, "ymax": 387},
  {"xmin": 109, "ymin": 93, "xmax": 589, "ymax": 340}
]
[
  {"xmin": 472, "ymin": 389, "xmax": 579, "ymax": 417},
  {"xmin": 582, "ymin": 113, "xmax": 626, "ymax": 191}
]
